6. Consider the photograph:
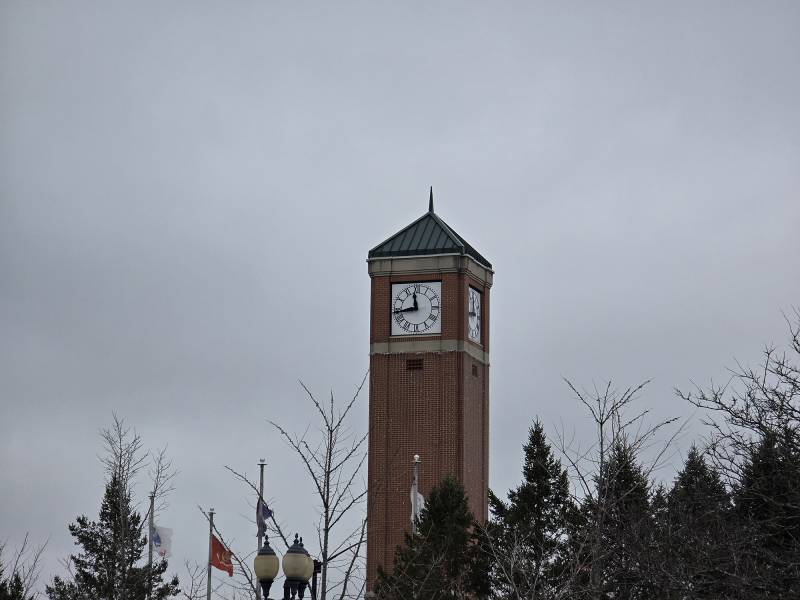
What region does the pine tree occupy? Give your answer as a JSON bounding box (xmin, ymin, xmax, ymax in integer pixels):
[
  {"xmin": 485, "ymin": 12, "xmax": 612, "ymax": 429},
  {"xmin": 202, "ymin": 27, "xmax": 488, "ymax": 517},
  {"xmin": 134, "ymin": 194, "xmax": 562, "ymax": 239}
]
[
  {"xmin": 662, "ymin": 446, "xmax": 730, "ymax": 598},
  {"xmin": 374, "ymin": 475, "xmax": 488, "ymax": 600},
  {"xmin": 646, "ymin": 483, "xmax": 673, "ymax": 598},
  {"xmin": 47, "ymin": 474, "xmax": 179, "ymax": 600},
  {"xmin": 733, "ymin": 430, "xmax": 800, "ymax": 597},
  {"xmin": 0, "ymin": 568, "xmax": 31, "ymax": 600},
  {"xmin": 488, "ymin": 420, "xmax": 573, "ymax": 599},
  {"xmin": 676, "ymin": 314, "xmax": 800, "ymax": 597},
  {"xmin": 578, "ymin": 442, "xmax": 654, "ymax": 600},
  {"xmin": 669, "ymin": 447, "xmax": 728, "ymax": 528}
]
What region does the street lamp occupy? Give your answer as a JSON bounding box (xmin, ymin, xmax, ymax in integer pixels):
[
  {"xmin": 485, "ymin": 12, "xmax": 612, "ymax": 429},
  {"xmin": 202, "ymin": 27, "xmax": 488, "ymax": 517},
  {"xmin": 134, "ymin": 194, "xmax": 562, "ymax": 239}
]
[
  {"xmin": 254, "ymin": 534, "xmax": 319, "ymax": 600},
  {"xmin": 253, "ymin": 537, "xmax": 279, "ymax": 600},
  {"xmin": 282, "ymin": 535, "xmax": 312, "ymax": 600}
]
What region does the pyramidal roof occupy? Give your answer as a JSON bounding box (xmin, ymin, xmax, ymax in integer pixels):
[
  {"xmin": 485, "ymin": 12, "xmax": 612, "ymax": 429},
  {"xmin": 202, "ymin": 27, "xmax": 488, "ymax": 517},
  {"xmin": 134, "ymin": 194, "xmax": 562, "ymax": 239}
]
[{"xmin": 368, "ymin": 189, "xmax": 492, "ymax": 269}]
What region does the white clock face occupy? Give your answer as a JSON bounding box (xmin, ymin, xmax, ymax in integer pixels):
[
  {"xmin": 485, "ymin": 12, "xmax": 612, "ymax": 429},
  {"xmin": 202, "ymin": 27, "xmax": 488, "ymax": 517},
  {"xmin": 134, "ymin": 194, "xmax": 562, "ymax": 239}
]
[
  {"xmin": 391, "ymin": 282, "xmax": 442, "ymax": 335},
  {"xmin": 468, "ymin": 287, "xmax": 481, "ymax": 343}
]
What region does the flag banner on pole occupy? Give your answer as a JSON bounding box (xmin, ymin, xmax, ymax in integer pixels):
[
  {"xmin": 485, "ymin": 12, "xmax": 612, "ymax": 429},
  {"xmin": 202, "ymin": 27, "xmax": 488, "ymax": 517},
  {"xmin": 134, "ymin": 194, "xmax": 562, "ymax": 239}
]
[
  {"xmin": 211, "ymin": 535, "xmax": 234, "ymax": 577},
  {"xmin": 151, "ymin": 525, "xmax": 173, "ymax": 558},
  {"xmin": 256, "ymin": 498, "xmax": 273, "ymax": 537},
  {"xmin": 411, "ymin": 489, "xmax": 425, "ymax": 523}
]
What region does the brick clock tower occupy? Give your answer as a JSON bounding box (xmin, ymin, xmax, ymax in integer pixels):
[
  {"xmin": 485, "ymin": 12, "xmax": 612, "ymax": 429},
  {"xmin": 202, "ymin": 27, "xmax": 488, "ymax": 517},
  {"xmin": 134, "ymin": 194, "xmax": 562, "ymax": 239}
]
[{"xmin": 365, "ymin": 190, "xmax": 493, "ymax": 591}]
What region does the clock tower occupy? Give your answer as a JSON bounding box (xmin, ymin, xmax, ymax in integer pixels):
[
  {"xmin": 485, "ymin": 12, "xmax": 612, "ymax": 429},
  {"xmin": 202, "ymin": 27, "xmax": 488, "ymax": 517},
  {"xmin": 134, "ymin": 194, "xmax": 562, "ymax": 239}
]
[{"xmin": 365, "ymin": 190, "xmax": 493, "ymax": 591}]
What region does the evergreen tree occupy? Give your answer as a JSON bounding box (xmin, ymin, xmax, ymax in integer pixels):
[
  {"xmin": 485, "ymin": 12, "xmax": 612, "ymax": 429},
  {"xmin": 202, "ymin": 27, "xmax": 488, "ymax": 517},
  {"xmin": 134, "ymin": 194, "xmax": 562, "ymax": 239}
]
[
  {"xmin": 374, "ymin": 475, "xmax": 488, "ymax": 600},
  {"xmin": 733, "ymin": 430, "xmax": 800, "ymax": 597},
  {"xmin": 1, "ymin": 535, "xmax": 46, "ymax": 600},
  {"xmin": 669, "ymin": 447, "xmax": 728, "ymax": 528},
  {"xmin": 0, "ymin": 567, "xmax": 32, "ymax": 600},
  {"xmin": 660, "ymin": 446, "xmax": 730, "ymax": 598},
  {"xmin": 645, "ymin": 483, "xmax": 673, "ymax": 598},
  {"xmin": 47, "ymin": 474, "xmax": 179, "ymax": 600},
  {"xmin": 578, "ymin": 442, "xmax": 654, "ymax": 600},
  {"xmin": 487, "ymin": 420, "xmax": 573, "ymax": 599},
  {"xmin": 676, "ymin": 314, "xmax": 800, "ymax": 597}
]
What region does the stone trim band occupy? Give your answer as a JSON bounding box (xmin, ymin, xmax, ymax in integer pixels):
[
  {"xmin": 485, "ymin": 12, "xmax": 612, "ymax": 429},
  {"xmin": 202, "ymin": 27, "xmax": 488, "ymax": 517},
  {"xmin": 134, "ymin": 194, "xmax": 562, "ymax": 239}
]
[{"xmin": 369, "ymin": 339, "xmax": 489, "ymax": 364}]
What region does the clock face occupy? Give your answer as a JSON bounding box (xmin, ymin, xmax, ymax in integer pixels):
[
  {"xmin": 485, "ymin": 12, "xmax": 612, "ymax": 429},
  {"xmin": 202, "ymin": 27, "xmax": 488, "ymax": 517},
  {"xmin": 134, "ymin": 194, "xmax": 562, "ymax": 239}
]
[
  {"xmin": 391, "ymin": 282, "xmax": 442, "ymax": 335},
  {"xmin": 468, "ymin": 287, "xmax": 481, "ymax": 343}
]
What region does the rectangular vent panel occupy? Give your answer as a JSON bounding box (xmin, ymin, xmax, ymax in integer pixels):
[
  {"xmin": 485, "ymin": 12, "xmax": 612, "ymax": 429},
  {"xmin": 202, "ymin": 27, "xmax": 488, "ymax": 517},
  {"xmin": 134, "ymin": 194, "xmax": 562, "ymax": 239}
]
[{"xmin": 406, "ymin": 359, "xmax": 423, "ymax": 371}]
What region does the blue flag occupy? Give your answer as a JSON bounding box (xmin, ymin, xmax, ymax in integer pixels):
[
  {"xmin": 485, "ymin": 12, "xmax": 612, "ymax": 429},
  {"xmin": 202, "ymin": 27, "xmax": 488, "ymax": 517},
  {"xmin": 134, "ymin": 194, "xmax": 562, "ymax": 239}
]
[
  {"xmin": 151, "ymin": 525, "xmax": 172, "ymax": 557},
  {"xmin": 256, "ymin": 498, "xmax": 273, "ymax": 536}
]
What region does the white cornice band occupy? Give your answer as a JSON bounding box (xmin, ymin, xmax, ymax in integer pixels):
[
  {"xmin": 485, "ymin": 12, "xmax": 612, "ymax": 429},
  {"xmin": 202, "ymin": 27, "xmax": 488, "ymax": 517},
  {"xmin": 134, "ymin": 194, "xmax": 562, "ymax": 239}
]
[
  {"xmin": 367, "ymin": 253, "xmax": 494, "ymax": 286},
  {"xmin": 370, "ymin": 339, "xmax": 489, "ymax": 365}
]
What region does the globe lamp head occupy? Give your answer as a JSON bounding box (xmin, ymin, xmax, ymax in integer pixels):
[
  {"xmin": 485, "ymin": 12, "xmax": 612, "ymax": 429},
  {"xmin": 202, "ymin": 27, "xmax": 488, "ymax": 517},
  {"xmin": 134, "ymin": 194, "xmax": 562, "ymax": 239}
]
[{"xmin": 282, "ymin": 534, "xmax": 312, "ymax": 582}]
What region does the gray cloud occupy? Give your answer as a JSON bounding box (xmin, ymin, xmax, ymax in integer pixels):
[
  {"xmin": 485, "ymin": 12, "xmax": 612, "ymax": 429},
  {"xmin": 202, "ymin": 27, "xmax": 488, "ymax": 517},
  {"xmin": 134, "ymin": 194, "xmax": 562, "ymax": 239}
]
[{"xmin": 1, "ymin": 0, "xmax": 799, "ymax": 587}]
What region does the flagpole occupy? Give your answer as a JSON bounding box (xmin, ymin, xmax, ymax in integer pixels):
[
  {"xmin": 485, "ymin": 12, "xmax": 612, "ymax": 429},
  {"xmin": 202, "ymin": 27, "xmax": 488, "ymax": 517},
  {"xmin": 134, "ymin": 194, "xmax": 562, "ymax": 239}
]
[
  {"xmin": 148, "ymin": 493, "xmax": 155, "ymax": 600},
  {"xmin": 411, "ymin": 454, "xmax": 421, "ymax": 535},
  {"xmin": 256, "ymin": 459, "xmax": 265, "ymax": 600},
  {"xmin": 206, "ymin": 508, "xmax": 215, "ymax": 600}
]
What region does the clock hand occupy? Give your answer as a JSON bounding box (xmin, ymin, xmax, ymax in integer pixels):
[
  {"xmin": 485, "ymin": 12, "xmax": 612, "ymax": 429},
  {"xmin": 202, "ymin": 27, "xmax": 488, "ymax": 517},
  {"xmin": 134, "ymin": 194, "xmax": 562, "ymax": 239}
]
[
  {"xmin": 412, "ymin": 293, "xmax": 418, "ymax": 310},
  {"xmin": 394, "ymin": 306, "xmax": 418, "ymax": 314}
]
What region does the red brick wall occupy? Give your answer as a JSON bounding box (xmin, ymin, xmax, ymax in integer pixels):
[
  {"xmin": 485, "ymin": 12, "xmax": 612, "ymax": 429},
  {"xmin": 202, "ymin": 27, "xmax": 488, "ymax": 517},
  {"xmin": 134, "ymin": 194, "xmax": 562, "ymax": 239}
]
[
  {"xmin": 366, "ymin": 267, "xmax": 490, "ymax": 591},
  {"xmin": 460, "ymin": 352, "xmax": 489, "ymax": 522}
]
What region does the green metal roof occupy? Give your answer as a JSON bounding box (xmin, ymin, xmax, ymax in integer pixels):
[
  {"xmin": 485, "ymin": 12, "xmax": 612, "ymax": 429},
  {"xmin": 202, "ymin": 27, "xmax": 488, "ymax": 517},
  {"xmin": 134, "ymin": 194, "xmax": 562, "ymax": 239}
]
[{"xmin": 368, "ymin": 190, "xmax": 492, "ymax": 269}]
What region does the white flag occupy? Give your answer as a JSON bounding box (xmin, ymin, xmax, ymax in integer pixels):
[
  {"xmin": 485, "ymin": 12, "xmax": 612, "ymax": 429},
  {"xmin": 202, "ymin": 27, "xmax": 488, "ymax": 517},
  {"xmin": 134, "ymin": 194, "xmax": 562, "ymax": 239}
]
[
  {"xmin": 410, "ymin": 489, "xmax": 425, "ymax": 523},
  {"xmin": 151, "ymin": 525, "xmax": 173, "ymax": 558}
]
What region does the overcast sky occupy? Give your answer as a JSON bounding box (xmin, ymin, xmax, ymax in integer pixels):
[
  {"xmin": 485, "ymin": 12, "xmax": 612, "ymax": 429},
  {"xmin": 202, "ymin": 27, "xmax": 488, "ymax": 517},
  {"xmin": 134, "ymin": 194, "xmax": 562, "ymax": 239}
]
[{"xmin": 1, "ymin": 0, "xmax": 799, "ymax": 589}]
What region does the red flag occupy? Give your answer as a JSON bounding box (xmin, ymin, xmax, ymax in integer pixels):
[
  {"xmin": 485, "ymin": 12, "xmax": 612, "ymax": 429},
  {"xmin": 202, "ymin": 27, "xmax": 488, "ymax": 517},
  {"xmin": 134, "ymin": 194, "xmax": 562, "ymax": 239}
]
[{"xmin": 210, "ymin": 534, "xmax": 234, "ymax": 577}]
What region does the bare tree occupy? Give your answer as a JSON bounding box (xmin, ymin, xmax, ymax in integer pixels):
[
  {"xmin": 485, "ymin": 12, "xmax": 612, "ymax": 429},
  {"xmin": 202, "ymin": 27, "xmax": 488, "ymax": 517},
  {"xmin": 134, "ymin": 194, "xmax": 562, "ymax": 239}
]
[
  {"xmin": 479, "ymin": 526, "xmax": 577, "ymax": 600},
  {"xmin": 180, "ymin": 562, "xmax": 207, "ymax": 600},
  {"xmin": 100, "ymin": 414, "xmax": 148, "ymax": 492},
  {"xmin": 679, "ymin": 309, "xmax": 800, "ymax": 484},
  {"xmin": 267, "ymin": 374, "xmax": 370, "ymax": 600},
  {"xmin": 49, "ymin": 415, "xmax": 179, "ymax": 600},
  {"xmin": 148, "ymin": 446, "xmax": 179, "ymax": 517},
  {"xmin": 677, "ymin": 310, "xmax": 800, "ymax": 598},
  {"xmin": 553, "ymin": 380, "xmax": 681, "ymax": 600},
  {"xmin": 1, "ymin": 533, "xmax": 48, "ymax": 600},
  {"xmin": 197, "ymin": 506, "xmax": 258, "ymax": 600},
  {"xmin": 99, "ymin": 415, "xmax": 149, "ymax": 600},
  {"xmin": 222, "ymin": 466, "xmax": 290, "ymax": 550},
  {"xmin": 477, "ymin": 381, "xmax": 679, "ymax": 600}
]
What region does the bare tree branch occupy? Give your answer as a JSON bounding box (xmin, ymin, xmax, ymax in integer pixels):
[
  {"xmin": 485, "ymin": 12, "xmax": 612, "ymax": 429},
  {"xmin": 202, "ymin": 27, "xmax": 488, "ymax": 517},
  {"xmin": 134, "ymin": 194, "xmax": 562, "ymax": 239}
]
[{"xmin": 266, "ymin": 371, "xmax": 369, "ymax": 600}]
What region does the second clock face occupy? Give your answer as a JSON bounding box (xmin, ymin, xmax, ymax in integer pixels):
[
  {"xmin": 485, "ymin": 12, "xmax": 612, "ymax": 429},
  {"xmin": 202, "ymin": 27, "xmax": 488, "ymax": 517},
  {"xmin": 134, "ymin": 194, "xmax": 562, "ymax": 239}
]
[
  {"xmin": 468, "ymin": 287, "xmax": 482, "ymax": 343},
  {"xmin": 391, "ymin": 281, "xmax": 442, "ymax": 335}
]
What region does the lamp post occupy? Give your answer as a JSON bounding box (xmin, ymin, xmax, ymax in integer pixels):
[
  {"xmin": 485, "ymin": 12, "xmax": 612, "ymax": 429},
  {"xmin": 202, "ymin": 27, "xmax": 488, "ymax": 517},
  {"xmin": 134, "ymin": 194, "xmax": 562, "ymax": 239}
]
[
  {"xmin": 254, "ymin": 534, "xmax": 317, "ymax": 600},
  {"xmin": 310, "ymin": 560, "xmax": 321, "ymax": 600}
]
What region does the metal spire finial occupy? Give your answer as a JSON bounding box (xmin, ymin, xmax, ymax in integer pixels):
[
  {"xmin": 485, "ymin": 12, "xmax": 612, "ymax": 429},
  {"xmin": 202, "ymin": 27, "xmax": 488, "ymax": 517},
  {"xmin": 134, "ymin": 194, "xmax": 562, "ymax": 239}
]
[{"xmin": 429, "ymin": 187, "xmax": 434, "ymax": 213}]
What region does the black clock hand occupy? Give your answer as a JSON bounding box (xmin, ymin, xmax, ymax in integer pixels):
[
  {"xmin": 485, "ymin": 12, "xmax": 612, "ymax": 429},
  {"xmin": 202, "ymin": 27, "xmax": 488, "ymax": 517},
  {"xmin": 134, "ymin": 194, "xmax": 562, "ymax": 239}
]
[
  {"xmin": 394, "ymin": 306, "xmax": 418, "ymax": 314},
  {"xmin": 412, "ymin": 293, "xmax": 418, "ymax": 310}
]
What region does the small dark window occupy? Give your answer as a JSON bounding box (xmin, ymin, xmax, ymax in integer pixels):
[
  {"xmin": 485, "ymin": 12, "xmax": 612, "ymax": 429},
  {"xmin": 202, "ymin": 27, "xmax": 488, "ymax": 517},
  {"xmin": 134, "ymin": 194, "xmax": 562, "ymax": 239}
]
[
  {"xmin": 407, "ymin": 359, "xmax": 423, "ymax": 371},
  {"xmin": 472, "ymin": 364, "xmax": 479, "ymax": 377}
]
